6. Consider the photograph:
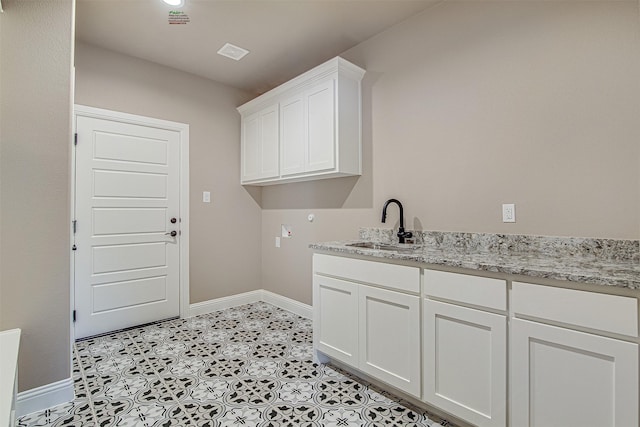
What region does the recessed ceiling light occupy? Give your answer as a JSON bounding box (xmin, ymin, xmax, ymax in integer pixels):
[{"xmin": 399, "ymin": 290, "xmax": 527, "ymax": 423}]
[
  {"xmin": 217, "ymin": 43, "xmax": 250, "ymax": 61},
  {"xmin": 162, "ymin": 0, "xmax": 184, "ymax": 7}
]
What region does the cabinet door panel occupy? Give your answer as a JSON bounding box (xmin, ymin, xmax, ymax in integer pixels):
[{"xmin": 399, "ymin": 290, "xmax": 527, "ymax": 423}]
[
  {"xmin": 424, "ymin": 299, "xmax": 506, "ymax": 427},
  {"xmin": 306, "ymin": 79, "xmax": 335, "ymax": 172},
  {"xmin": 280, "ymin": 95, "xmax": 305, "ymax": 176},
  {"xmin": 313, "ymin": 274, "xmax": 358, "ymax": 365},
  {"xmin": 241, "ymin": 113, "xmax": 261, "ymax": 181},
  {"xmin": 359, "ymin": 285, "xmax": 420, "ymax": 397},
  {"xmin": 241, "ymin": 105, "xmax": 279, "ymax": 182},
  {"xmin": 260, "ymin": 105, "xmax": 279, "ymax": 179},
  {"xmin": 511, "ymin": 318, "xmax": 638, "ymax": 427}
]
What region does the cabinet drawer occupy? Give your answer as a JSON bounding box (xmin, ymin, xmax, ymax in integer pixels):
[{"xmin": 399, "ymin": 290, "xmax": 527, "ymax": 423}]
[
  {"xmin": 425, "ymin": 270, "xmax": 507, "ymax": 311},
  {"xmin": 512, "ymin": 282, "xmax": 638, "ymax": 337},
  {"xmin": 314, "ymin": 254, "xmax": 420, "ymax": 294}
]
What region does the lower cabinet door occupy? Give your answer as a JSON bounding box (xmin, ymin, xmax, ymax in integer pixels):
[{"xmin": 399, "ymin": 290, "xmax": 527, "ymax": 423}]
[
  {"xmin": 511, "ymin": 318, "xmax": 639, "ymax": 427},
  {"xmin": 358, "ymin": 285, "xmax": 421, "ymax": 397},
  {"xmin": 313, "ymin": 274, "xmax": 358, "ymax": 365},
  {"xmin": 424, "ymin": 299, "xmax": 507, "ymax": 427}
]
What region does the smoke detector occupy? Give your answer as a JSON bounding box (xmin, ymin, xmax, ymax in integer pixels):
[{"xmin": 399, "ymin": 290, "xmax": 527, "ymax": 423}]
[{"xmin": 217, "ymin": 43, "xmax": 250, "ymax": 61}]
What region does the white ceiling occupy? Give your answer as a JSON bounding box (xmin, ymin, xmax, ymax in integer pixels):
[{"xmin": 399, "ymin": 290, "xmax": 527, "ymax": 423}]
[{"xmin": 76, "ymin": 0, "xmax": 439, "ymax": 95}]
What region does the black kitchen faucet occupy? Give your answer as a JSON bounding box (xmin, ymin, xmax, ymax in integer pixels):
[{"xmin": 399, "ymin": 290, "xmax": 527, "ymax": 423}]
[{"xmin": 381, "ymin": 199, "xmax": 413, "ymax": 244}]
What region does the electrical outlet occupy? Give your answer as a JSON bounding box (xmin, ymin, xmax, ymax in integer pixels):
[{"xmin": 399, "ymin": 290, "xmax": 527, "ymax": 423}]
[{"xmin": 502, "ymin": 204, "xmax": 516, "ymax": 223}]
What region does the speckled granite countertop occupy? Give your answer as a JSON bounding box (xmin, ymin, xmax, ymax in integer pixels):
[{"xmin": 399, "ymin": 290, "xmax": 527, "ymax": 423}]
[{"xmin": 310, "ymin": 229, "xmax": 640, "ymax": 290}]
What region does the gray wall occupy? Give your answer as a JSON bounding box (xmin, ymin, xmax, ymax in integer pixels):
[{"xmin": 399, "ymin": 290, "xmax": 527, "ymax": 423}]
[
  {"xmin": 0, "ymin": 0, "xmax": 74, "ymax": 391},
  {"xmin": 74, "ymin": 42, "xmax": 262, "ymax": 305},
  {"xmin": 261, "ymin": 0, "xmax": 640, "ymax": 305}
]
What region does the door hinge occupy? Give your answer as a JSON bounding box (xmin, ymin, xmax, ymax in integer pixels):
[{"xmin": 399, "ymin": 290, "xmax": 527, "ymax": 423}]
[
  {"xmin": 74, "ymin": 133, "xmax": 78, "ymax": 146},
  {"xmin": 73, "ymin": 310, "xmax": 76, "ymax": 322},
  {"xmin": 72, "ymin": 244, "xmax": 77, "ymax": 251},
  {"xmin": 72, "ymin": 220, "xmax": 77, "ymax": 234}
]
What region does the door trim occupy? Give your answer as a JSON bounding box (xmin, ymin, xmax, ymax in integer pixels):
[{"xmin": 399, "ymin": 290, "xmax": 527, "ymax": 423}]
[{"xmin": 71, "ymin": 104, "xmax": 190, "ymax": 340}]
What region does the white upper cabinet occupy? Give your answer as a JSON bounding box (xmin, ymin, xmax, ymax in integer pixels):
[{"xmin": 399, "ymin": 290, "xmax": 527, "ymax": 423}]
[
  {"xmin": 279, "ymin": 93, "xmax": 305, "ymax": 176},
  {"xmin": 238, "ymin": 57, "xmax": 365, "ymax": 185},
  {"xmin": 241, "ymin": 103, "xmax": 279, "ymax": 182},
  {"xmin": 304, "ymin": 78, "xmax": 336, "ymax": 173}
]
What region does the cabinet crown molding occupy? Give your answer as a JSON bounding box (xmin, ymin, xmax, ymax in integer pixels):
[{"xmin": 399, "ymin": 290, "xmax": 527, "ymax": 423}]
[{"xmin": 237, "ymin": 56, "xmax": 365, "ymax": 114}]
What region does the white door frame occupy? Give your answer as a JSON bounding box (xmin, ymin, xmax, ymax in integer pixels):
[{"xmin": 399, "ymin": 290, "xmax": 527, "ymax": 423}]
[{"xmin": 70, "ymin": 104, "xmax": 190, "ymax": 341}]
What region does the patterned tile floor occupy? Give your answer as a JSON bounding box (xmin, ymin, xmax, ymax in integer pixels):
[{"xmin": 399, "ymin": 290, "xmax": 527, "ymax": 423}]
[{"xmin": 18, "ymin": 302, "xmax": 454, "ymax": 426}]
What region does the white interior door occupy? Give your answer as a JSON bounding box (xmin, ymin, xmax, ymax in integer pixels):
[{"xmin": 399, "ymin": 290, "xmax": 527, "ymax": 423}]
[{"xmin": 74, "ymin": 113, "xmax": 181, "ymax": 339}]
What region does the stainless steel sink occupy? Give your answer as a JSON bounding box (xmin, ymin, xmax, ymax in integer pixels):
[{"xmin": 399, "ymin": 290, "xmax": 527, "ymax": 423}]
[{"xmin": 346, "ymin": 242, "xmax": 420, "ymax": 253}]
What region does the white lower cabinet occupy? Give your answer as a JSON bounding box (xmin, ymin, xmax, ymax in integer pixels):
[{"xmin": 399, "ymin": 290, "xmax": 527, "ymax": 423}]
[
  {"xmin": 424, "ymin": 270, "xmax": 508, "ymax": 427},
  {"xmin": 424, "ymin": 299, "xmax": 506, "ymax": 427},
  {"xmin": 511, "ymin": 282, "xmax": 639, "ymax": 427},
  {"xmin": 313, "ymin": 254, "xmax": 421, "ymax": 398},
  {"xmin": 313, "ymin": 256, "xmax": 640, "ymax": 427},
  {"xmin": 511, "ymin": 318, "xmax": 638, "ymax": 427},
  {"xmin": 313, "ymin": 274, "xmax": 358, "ymax": 365},
  {"xmin": 359, "ymin": 285, "xmax": 421, "ymax": 397}
]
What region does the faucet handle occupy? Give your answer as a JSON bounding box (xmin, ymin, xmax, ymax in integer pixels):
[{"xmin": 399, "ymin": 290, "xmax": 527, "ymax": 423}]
[{"xmin": 397, "ymin": 230, "xmax": 412, "ymax": 244}]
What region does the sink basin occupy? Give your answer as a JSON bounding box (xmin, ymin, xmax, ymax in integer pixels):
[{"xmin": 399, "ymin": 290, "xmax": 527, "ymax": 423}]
[{"xmin": 346, "ymin": 242, "xmax": 419, "ymax": 253}]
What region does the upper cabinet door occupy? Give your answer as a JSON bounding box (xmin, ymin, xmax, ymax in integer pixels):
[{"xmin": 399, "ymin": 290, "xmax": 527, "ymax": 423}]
[
  {"xmin": 306, "ymin": 78, "xmax": 336, "ymax": 173},
  {"xmin": 241, "ymin": 111, "xmax": 261, "ymax": 181},
  {"xmin": 260, "ymin": 104, "xmax": 280, "ymax": 179},
  {"xmin": 241, "ymin": 103, "xmax": 279, "ymax": 182},
  {"xmin": 280, "ymin": 94, "xmax": 305, "ymax": 177}
]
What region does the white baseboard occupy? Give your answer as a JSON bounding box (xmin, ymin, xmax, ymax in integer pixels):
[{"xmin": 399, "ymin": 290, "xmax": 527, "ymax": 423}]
[
  {"xmin": 17, "ymin": 377, "xmax": 74, "ymax": 417},
  {"xmin": 188, "ymin": 290, "xmax": 263, "ymax": 317},
  {"xmin": 188, "ymin": 289, "xmax": 312, "ymax": 319},
  {"xmin": 261, "ymin": 290, "xmax": 312, "ymax": 319}
]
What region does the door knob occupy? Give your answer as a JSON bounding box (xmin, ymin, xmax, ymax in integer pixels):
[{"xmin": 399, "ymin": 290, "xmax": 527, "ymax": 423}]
[
  {"xmin": 170, "ymin": 218, "xmax": 177, "ymax": 224},
  {"xmin": 165, "ymin": 231, "xmax": 177, "ymax": 237}
]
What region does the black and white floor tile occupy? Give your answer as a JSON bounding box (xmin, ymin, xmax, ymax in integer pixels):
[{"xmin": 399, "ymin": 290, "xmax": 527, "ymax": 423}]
[{"xmin": 18, "ymin": 302, "xmax": 455, "ymax": 426}]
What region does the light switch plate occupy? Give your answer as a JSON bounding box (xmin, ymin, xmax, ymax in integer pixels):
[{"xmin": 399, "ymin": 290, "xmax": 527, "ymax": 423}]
[{"xmin": 203, "ymin": 191, "xmax": 211, "ymax": 203}]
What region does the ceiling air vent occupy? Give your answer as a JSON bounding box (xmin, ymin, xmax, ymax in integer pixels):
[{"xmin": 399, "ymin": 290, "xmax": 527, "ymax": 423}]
[{"xmin": 217, "ymin": 43, "xmax": 249, "ymax": 61}]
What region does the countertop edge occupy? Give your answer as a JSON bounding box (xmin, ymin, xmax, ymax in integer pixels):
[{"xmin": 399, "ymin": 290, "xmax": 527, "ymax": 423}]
[{"xmin": 309, "ymin": 242, "xmax": 640, "ymax": 291}]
